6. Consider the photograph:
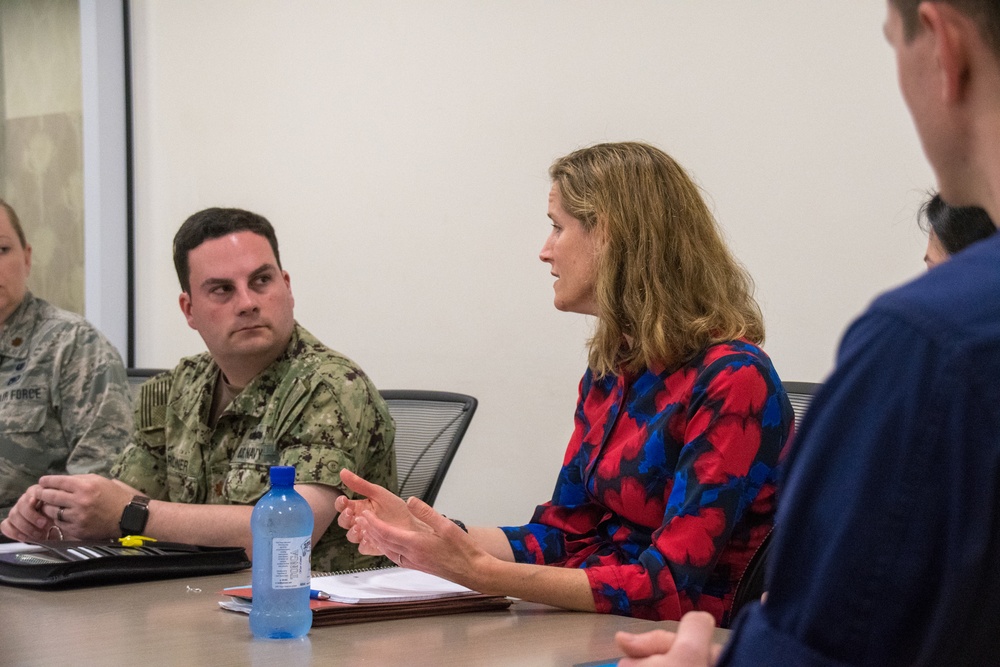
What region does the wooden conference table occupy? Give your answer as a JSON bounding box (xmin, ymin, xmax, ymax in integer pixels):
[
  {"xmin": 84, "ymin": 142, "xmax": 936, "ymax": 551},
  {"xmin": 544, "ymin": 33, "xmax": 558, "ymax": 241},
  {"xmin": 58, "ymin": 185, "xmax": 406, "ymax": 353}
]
[{"xmin": 1, "ymin": 571, "xmax": 730, "ymax": 666}]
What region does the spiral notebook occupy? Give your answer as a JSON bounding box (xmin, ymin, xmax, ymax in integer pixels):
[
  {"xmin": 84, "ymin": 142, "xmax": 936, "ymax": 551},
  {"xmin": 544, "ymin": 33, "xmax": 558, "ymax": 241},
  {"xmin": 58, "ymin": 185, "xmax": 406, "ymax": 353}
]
[
  {"xmin": 220, "ymin": 566, "xmax": 512, "ymax": 626},
  {"xmin": 312, "ymin": 566, "xmax": 477, "ymax": 603}
]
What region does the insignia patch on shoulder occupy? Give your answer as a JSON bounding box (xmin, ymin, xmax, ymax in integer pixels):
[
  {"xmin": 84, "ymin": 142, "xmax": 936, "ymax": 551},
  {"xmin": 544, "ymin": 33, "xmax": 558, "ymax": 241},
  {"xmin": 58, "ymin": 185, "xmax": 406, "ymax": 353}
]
[{"xmin": 137, "ymin": 375, "xmax": 171, "ymax": 430}]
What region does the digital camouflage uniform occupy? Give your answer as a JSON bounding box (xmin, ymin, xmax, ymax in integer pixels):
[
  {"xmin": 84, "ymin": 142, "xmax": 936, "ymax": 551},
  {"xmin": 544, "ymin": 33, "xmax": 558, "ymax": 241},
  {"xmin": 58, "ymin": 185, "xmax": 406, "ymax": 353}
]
[
  {"xmin": 111, "ymin": 323, "xmax": 396, "ymax": 572},
  {"xmin": 0, "ymin": 292, "xmax": 132, "ymax": 519}
]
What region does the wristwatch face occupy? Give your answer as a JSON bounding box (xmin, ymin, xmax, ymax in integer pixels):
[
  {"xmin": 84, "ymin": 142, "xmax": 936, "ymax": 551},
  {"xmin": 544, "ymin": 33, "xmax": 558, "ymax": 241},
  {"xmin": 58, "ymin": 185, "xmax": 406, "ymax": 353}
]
[{"xmin": 119, "ymin": 496, "xmax": 150, "ymax": 535}]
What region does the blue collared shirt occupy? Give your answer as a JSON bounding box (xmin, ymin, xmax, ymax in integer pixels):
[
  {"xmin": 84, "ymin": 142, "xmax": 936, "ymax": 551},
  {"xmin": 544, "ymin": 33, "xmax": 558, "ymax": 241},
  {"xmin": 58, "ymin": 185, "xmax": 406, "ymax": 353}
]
[{"xmin": 722, "ymin": 233, "xmax": 1000, "ymax": 666}]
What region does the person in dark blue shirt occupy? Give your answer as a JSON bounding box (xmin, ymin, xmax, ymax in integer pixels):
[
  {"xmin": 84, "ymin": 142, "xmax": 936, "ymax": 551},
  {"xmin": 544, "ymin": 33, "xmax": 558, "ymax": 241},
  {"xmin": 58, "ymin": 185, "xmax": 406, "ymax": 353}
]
[{"xmin": 615, "ymin": 1, "xmax": 1000, "ymax": 665}]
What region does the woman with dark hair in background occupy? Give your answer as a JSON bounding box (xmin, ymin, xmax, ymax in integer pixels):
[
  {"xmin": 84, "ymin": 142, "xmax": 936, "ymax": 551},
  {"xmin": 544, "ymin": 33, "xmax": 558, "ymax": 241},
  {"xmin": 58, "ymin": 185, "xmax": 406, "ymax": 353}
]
[{"xmin": 919, "ymin": 192, "xmax": 995, "ymax": 269}]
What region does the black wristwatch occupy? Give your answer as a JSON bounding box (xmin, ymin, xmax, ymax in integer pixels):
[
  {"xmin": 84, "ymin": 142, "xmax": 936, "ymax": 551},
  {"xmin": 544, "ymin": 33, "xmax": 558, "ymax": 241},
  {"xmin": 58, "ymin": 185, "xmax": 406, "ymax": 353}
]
[{"xmin": 119, "ymin": 495, "xmax": 150, "ymax": 536}]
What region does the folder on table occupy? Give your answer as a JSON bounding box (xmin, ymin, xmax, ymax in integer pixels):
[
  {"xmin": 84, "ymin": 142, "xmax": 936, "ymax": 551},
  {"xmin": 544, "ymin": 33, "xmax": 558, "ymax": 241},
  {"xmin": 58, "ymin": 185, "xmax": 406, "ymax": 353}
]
[{"xmin": 220, "ymin": 566, "xmax": 512, "ymax": 626}]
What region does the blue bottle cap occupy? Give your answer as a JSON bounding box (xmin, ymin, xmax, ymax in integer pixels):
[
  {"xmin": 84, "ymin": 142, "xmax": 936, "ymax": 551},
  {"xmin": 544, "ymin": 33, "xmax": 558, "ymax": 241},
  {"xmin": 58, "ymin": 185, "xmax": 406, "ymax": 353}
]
[{"xmin": 269, "ymin": 465, "xmax": 296, "ymax": 486}]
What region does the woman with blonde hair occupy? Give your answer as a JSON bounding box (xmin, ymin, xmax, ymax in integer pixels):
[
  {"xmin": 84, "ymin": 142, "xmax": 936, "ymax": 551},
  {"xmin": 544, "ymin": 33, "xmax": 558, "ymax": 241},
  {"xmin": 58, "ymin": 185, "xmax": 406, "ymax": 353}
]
[{"xmin": 337, "ymin": 142, "xmax": 792, "ymax": 625}]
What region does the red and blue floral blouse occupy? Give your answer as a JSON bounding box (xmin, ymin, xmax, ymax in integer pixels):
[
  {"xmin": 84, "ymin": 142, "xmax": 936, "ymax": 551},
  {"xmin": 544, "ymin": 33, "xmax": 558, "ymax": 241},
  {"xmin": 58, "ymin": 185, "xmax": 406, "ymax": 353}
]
[{"xmin": 501, "ymin": 339, "xmax": 792, "ymax": 624}]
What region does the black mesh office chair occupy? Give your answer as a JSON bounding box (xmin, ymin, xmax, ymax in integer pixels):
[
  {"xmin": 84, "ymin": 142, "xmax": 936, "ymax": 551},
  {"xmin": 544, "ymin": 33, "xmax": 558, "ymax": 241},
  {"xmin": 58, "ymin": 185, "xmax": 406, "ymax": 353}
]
[
  {"xmin": 728, "ymin": 529, "xmax": 772, "ymax": 627},
  {"xmin": 380, "ymin": 390, "xmax": 477, "ymax": 506},
  {"xmin": 727, "ymin": 381, "xmax": 822, "ymax": 627},
  {"xmin": 783, "ymin": 381, "xmax": 821, "ymax": 427}
]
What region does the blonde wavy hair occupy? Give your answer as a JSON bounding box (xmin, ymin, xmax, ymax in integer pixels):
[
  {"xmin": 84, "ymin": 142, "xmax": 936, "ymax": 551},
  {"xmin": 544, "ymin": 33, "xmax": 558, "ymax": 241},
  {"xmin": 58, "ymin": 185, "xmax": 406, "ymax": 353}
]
[{"xmin": 550, "ymin": 142, "xmax": 764, "ymax": 377}]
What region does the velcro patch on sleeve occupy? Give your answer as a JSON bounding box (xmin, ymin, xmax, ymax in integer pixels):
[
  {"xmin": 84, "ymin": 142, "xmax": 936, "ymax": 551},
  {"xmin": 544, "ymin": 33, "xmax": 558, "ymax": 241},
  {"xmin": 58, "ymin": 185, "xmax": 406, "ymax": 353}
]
[{"xmin": 137, "ymin": 375, "xmax": 171, "ymax": 430}]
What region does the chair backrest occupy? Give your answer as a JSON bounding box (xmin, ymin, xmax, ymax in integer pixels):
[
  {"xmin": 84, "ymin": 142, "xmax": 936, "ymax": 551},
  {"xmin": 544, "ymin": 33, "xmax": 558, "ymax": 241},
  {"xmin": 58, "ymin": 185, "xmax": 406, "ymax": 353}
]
[
  {"xmin": 728, "ymin": 528, "xmax": 773, "ymax": 627},
  {"xmin": 727, "ymin": 380, "xmax": 822, "ymax": 627},
  {"xmin": 126, "ymin": 368, "xmax": 167, "ymax": 399},
  {"xmin": 783, "ymin": 381, "xmax": 821, "ymax": 427},
  {"xmin": 380, "ymin": 390, "xmax": 477, "ymax": 506}
]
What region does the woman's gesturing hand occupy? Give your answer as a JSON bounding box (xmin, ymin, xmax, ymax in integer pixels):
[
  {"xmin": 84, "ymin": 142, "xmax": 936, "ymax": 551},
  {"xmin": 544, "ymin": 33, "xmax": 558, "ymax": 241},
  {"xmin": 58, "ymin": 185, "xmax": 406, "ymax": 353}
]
[{"xmin": 334, "ymin": 468, "xmax": 432, "ymax": 557}]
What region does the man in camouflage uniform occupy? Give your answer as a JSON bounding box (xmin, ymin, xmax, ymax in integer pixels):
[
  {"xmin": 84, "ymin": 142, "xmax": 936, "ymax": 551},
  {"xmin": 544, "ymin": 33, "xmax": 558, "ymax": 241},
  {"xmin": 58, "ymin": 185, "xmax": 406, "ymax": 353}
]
[
  {"xmin": 0, "ymin": 199, "xmax": 132, "ymax": 521},
  {"xmin": 1, "ymin": 208, "xmax": 395, "ymax": 572}
]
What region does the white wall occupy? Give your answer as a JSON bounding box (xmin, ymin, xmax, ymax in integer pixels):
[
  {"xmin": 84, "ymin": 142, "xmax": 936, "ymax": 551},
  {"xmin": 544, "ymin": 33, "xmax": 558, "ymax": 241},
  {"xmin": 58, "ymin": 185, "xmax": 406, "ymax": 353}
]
[
  {"xmin": 128, "ymin": 1, "xmax": 935, "ymax": 525},
  {"xmin": 81, "ymin": 0, "xmax": 130, "ymax": 358}
]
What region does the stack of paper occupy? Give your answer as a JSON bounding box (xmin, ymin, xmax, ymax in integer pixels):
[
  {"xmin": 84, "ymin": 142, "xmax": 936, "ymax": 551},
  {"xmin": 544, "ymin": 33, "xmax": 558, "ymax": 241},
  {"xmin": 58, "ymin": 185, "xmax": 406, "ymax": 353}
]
[
  {"xmin": 220, "ymin": 566, "xmax": 511, "ymax": 626},
  {"xmin": 311, "ymin": 567, "xmax": 476, "ymax": 603}
]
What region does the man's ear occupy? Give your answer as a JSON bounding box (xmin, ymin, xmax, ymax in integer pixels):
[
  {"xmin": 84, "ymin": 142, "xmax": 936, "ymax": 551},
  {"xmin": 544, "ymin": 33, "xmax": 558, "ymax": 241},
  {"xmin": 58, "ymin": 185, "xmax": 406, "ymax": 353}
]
[
  {"xmin": 179, "ymin": 291, "xmax": 196, "ymax": 329},
  {"xmin": 923, "ymin": 2, "xmax": 973, "ymax": 104},
  {"xmin": 283, "ymin": 270, "xmax": 294, "ymax": 309}
]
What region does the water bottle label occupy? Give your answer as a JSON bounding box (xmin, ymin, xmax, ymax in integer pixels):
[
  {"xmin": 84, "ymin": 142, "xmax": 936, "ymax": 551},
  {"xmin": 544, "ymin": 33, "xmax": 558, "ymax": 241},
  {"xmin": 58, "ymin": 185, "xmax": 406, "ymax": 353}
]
[{"xmin": 271, "ymin": 536, "xmax": 311, "ymax": 589}]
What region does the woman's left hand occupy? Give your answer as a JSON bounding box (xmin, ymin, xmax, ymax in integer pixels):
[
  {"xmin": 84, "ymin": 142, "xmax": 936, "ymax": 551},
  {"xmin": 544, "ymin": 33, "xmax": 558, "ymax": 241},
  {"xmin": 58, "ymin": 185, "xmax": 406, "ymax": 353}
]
[
  {"xmin": 335, "ymin": 469, "xmax": 432, "ymax": 556},
  {"xmin": 356, "ymin": 496, "xmax": 491, "ymax": 590}
]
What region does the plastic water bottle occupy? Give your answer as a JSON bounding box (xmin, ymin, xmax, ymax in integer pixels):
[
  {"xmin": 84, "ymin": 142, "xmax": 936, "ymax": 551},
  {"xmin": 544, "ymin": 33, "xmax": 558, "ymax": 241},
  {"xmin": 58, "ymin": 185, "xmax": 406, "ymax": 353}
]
[{"xmin": 250, "ymin": 465, "xmax": 313, "ymax": 639}]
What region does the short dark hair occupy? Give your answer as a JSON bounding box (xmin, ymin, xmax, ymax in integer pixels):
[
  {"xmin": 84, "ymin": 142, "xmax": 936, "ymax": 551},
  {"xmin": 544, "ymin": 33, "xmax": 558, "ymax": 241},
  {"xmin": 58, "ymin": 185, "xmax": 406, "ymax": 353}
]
[
  {"xmin": 890, "ymin": 0, "xmax": 1000, "ymax": 60},
  {"xmin": 919, "ymin": 192, "xmax": 996, "ymax": 255},
  {"xmin": 0, "ymin": 199, "xmax": 28, "ymax": 248},
  {"xmin": 173, "ymin": 207, "xmax": 281, "ymax": 293}
]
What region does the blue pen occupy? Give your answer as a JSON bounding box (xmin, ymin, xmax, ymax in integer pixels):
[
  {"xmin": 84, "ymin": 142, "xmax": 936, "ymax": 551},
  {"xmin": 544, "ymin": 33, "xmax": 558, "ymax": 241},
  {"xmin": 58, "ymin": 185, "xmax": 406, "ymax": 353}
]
[{"xmin": 310, "ymin": 589, "xmax": 331, "ymax": 601}]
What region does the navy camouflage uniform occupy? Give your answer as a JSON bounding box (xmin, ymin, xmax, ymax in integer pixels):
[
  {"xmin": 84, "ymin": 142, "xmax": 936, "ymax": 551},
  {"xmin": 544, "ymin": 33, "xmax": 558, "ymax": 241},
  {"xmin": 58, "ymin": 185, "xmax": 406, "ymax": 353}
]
[{"xmin": 112, "ymin": 323, "xmax": 396, "ymax": 572}]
